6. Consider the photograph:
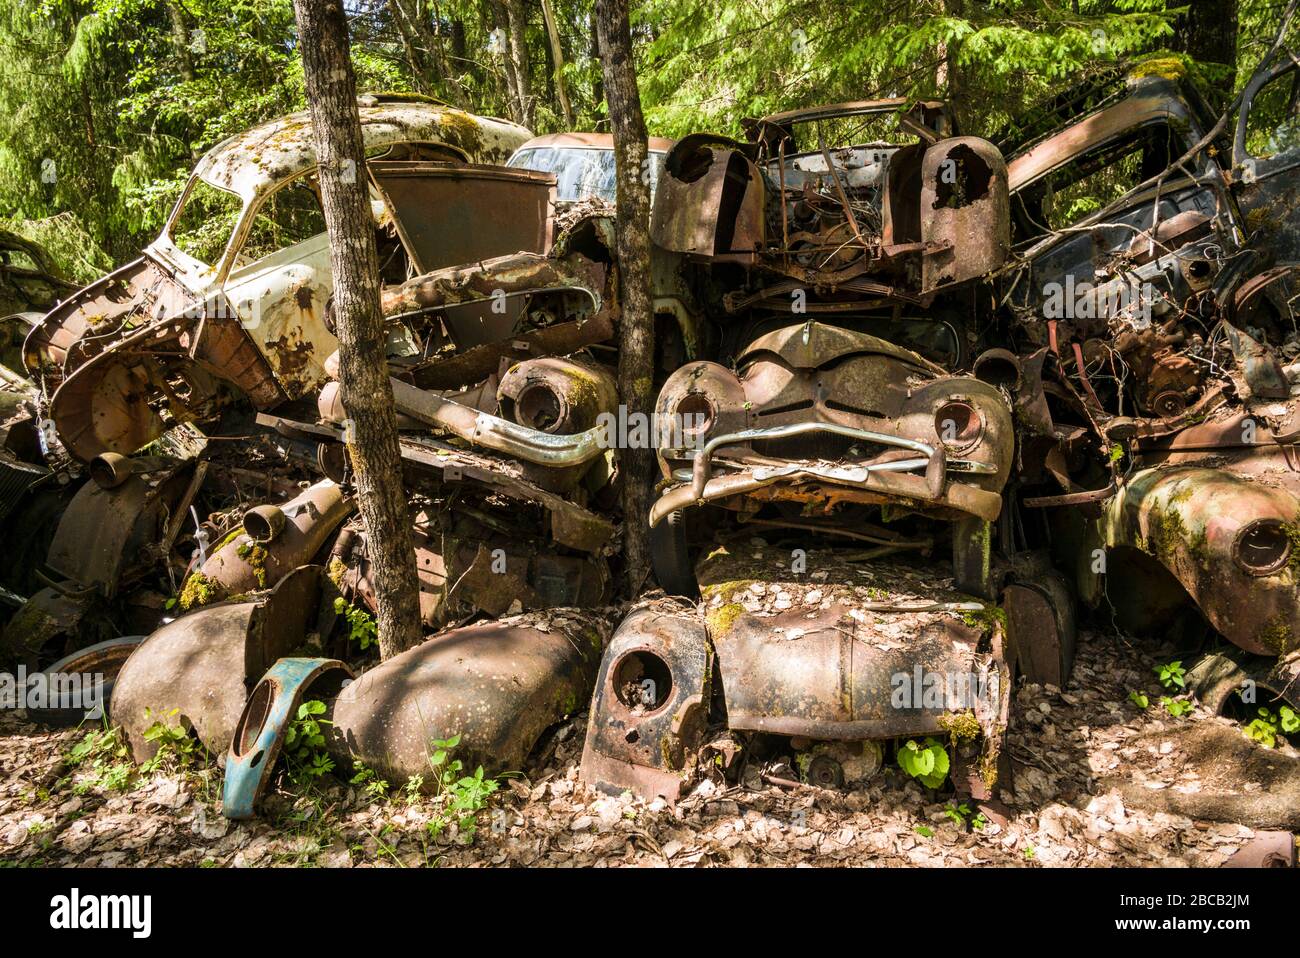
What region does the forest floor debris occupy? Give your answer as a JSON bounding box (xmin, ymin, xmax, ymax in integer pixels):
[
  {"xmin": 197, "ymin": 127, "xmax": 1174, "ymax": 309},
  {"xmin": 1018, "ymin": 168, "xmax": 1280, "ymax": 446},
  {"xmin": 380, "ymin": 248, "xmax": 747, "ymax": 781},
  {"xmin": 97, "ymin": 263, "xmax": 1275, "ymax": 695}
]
[{"xmin": 0, "ymin": 627, "xmax": 1291, "ymax": 868}]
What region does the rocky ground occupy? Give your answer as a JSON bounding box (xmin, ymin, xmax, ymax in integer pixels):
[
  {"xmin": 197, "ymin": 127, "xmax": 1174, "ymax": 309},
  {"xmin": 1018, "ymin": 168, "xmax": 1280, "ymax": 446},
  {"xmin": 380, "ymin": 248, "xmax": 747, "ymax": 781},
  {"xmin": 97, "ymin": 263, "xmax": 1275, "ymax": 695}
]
[{"xmin": 1, "ymin": 622, "xmax": 1291, "ymax": 868}]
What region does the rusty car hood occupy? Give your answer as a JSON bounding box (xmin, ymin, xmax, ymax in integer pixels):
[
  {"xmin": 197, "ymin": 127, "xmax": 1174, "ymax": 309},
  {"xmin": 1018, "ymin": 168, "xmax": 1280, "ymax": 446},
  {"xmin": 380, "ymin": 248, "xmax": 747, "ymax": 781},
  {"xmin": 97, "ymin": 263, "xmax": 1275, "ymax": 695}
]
[
  {"xmin": 191, "ymin": 97, "xmax": 531, "ymax": 205},
  {"xmin": 737, "ymin": 322, "xmax": 945, "ymax": 373}
]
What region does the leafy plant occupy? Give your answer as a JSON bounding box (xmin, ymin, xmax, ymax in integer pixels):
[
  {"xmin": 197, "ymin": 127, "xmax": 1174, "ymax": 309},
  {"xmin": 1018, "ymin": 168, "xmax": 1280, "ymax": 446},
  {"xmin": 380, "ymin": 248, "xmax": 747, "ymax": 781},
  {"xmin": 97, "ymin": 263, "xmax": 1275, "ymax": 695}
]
[
  {"xmin": 914, "ymin": 825, "xmax": 934, "ymax": 838},
  {"xmin": 1244, "ymin": 715, "xmax": 1277, "ymax": 748},
  {"xmin": 334, "ymin": 597, "xmax": 378, "ymax": 650},
  {"xmin": 897, "ymin": 737, "xmax": 950, "ymax": 789},
  {"xmin": 403, "ymin": 775, "xmax": 424, "ymax": 805},
  {"xmin": 140, "ymin": 709, "xmax": 202, "ymax": 774},
  {"xmin": 65, "ymin": 724, "xmax": 133, "ymax": 794},
  {"xmin": 1160, "ymin": 696, "xmax": 1193, "ymax": 718},
  {"xmin": 1281, "ymin": 705, "xmax": 1300, "ymax": 734},
  {"xmin": 423, "ymin": 734, "xmax": 500, "ymax": 844},
  {"xmin": 1243, "ymin": 705, "xmax": 1299, "ymax": 748},
  {"xmin": 283, "ymin": 700, "xmax": 334, "ymax": 785},
  {"xmin": 349, "ymin": 761, "xmax": 389, "ymax": 802},
  {"xmin": 1155, "ymin": 660, "xmax": 1186, "ymax": 690},
  {"xmin": 944, "ymin": 801, "xmax": 988, "ymax": 831},
  {"xmin": 1128, "ymin": 690, "xmax": 1150, "ymax": 710}
]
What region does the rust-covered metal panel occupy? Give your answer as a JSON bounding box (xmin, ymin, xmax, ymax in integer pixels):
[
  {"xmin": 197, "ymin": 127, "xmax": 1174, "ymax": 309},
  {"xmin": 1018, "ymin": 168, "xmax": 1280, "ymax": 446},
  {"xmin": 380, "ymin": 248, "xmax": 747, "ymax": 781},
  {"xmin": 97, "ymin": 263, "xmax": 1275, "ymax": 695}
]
[
  {"xmin": 369, "ymin": 161, "xmax": 556, "ymax": 274},
  {"xmin": 325, "ymin": 611, "xmax": 607, "ymax": 782},
  {"xmin": 920, "ymin": 136, "xmax": 1010, "ymax": 290},
  {"xmin": 651, "ymin": 136, "xmax": 765, "ymax": 257},
  {"xmin": 1096, "ymin": 465, "xmax": 1300, "ymax": 656},
  {"xmin": 110, "ymin": 566, "xmax": 330, "ymax": 761},
  {"xmin": 580, "ymin": 606, "xmax": 712, "ymax": 803},
  {"xmin": 711, "ymin": 600, "xmax": 988, "ymax": 739}
]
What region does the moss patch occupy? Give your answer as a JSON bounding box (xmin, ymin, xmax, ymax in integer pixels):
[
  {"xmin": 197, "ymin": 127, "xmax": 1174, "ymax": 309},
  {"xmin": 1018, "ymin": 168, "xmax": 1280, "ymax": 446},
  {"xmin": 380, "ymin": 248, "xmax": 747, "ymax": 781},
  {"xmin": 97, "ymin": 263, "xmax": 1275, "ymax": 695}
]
[
  {"xmin": 959, "ymin": 604, "xmax": 1007, "ymax": 636},
  {"xmin": 705, "ymin": 602, "xmax": 745, "ymax": 638},
  {"xmin": 327, "ymin": 556, "xmax": 347, "ymax": 587},
  {"xmin": 236, "ymin": 541, "xmax": 270, "ymax": 588},
  {"xmin": 938, "ymin": 709, "xmax": 981, "ymax": 745},
  {"xmin": 1256, "ymin": 613, "xmax": 1296, "ymax": 656},
  {"xmin": 1144, "ymin": 508, "xmax": 1190, "ymax": 563},
  {"xmin": 178, "ymin": 572, "xmax": 218, "ymax": 611}
]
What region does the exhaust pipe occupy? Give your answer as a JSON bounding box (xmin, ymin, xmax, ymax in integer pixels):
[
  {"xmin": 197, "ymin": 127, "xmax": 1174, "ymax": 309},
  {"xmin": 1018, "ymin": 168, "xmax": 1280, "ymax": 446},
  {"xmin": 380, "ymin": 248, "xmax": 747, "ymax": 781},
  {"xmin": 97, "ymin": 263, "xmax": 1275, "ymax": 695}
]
[
  {"xmin": 195, "ymin": 480, "xmax": 353, "ymax": 596},
  {"xmin": 88, "ymin": 452, "xmax": 170, "ymax": 489}
]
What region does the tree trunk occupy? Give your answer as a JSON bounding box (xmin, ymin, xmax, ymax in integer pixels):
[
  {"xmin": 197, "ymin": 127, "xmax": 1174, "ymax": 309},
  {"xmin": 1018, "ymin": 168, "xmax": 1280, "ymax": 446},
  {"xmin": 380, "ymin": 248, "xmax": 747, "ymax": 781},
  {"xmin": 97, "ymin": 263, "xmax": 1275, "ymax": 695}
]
[
  {"xmin": 541, "ymin": 0, "xmax": 574, "ymax": 127},
  {"xmin": 595, "ymin": 0, "xmax": 654, "ymax": 594},
  {"xmin": 505, "ymin": 0, "xmax": 534, "ymax": 127},
  {"xmin": 486, "ymin": 0, "xmax": 523, "ymax": 124},
  {"xmin": 589, "ymin": 7, "xmax": 603, "ymax": 113},
  {"xmin": 167, "ymin": 2, "xmax": 195, "ymax": 82},
  {"xmin": 292, "ymin": 0, "xmax": 425, "ymax": 660},
  {"xmin": 1172, "ymin": 0, "xmax": 1238, "ymax": 107}
]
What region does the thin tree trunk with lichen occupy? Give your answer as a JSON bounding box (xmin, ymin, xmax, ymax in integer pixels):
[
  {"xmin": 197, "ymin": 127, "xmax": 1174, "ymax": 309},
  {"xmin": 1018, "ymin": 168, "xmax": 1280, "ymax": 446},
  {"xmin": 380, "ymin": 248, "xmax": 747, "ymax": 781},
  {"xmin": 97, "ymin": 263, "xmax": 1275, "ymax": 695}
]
[
  {"xmin": 595, "ymin": 0, "xmax": 654, "ymax": 594},
  {"xmin": 167, "ymin": 2, "xmax": 195, "ymax": 82},
  {"xmin": 291, "ymin": 0, "xmax": 424, "ymax": 660},
  {"xmin": 541, "ymin": 0, "xmax": 574, "ymax": 127},
  {"xmin": 505, "ymin": 0, "xmax": 533, "ymax": 127},
  {"xmin": 486, "ymin": 0, "xmax": 523, "ymax": 124}
]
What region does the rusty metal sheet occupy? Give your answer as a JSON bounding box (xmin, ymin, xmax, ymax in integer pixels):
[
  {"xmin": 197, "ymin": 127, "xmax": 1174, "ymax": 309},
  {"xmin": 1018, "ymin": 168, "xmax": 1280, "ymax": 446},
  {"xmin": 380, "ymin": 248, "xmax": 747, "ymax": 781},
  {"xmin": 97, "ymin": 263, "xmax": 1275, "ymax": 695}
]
[
  {"xmin": 1003, "ymin": 574, "xmax": 1076, "ymax": 687},
  {"xmin": 697, "ymin": 546, "xmax": 1007, "ymax": 741},
  {"xmin": 110, "ymin": 566, "xmax": 330, "ymax": 761},
  {"xmin": 44, "ymin": 469, "xmax": 188, "ymax": 596},
  {"xmin": 759, "ymin": 99, "xmax": 951, "ymax": 137},
  {"xmin": 712, "ymin": 600, "xmax": 987, "ymax": 739},
  {"xmin": 1006, "ymin": 91, "xmax": 1200, "ymax": 191},
  {"xmin": 382, "ymin": 250, "xmax": 607, "ymax": 352},
  {"xmin": 581, "ymin": 606, "xmax": 712, "ymax": 803},
  {"xmin": 920, "ymin": 137, "xmax": 1010, "ymax": 290},
  {"xmin": 408, "ymin": 308, "xmax": 614, "ymax": 392},
  {"xmin": 651, "ymin": 137, "xmax": 765, "ymax": 257},
  {"xmin": 326, "ymin": 610, "xmax": 607, "ymax": 782},
  {"xmin": 395, "ymin": 434, "xmax": 616, "ymax": 552},
  {"xmin": 369, "ymin": 161, "xmax": 556, "ymax": 275},
  {"xmin": 1098, "ymin": 465, "xmax": 1300, "ymax": 656}
]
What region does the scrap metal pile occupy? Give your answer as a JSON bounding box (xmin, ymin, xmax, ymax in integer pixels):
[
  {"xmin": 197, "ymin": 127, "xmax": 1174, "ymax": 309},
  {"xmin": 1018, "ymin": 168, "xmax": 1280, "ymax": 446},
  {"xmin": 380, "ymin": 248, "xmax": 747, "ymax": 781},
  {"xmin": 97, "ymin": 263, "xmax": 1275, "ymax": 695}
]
[{"xmin": 4, "ymin": 49, "xmax": 1300, "ymax": 822}]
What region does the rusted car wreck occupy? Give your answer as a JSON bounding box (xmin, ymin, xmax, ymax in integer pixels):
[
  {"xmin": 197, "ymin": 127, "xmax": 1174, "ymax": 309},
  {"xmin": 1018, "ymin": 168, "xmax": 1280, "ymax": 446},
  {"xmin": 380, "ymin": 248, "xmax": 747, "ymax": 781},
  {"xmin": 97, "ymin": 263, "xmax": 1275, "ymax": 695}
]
[
  {"xmin": 4, "ymin": 46, "xmax": 1300, "ymax": 825},
  {"xmin": 985, "ymin": 53, "xmax": 1300, "ymax": 713}
]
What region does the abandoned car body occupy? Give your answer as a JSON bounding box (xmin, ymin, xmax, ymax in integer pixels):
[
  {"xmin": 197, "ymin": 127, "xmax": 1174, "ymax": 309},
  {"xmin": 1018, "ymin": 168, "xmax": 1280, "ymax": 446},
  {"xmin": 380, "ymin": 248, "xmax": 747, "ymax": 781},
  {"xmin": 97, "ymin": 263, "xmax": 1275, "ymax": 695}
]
[
  {"xmin": 21, "ymin": 97, "xmax": 532, "ymax": 464},
  {"xmin": 990, "ymin": 57, "xmax": 1300, "ymax": 693},
  {"xmin": 582, "ymin": 100, "xmax": 1074, "ymax": 802},
  {"xmin": 10, "ymin": 44, "xmax": 1300, "ymax": 828}
]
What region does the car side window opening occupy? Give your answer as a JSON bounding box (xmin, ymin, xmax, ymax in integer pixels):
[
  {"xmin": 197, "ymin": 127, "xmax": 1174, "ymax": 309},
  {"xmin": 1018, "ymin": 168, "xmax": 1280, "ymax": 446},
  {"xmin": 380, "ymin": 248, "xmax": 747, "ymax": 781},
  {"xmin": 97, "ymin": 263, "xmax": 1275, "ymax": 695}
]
[
  {"xmin": 170, "ymin": 179, "xmax": 244, "ymax": 266},
  {"xmin": 236, "ymin": 176, "xmax": 327, "ymax": 265},
  {"xmin": 1012, "ymin": 121, "xmax": 1177, "ymax": 241},
  {"xmin": 1244, "ymin": 64, "xmax": 1300, "ymax": 158}
]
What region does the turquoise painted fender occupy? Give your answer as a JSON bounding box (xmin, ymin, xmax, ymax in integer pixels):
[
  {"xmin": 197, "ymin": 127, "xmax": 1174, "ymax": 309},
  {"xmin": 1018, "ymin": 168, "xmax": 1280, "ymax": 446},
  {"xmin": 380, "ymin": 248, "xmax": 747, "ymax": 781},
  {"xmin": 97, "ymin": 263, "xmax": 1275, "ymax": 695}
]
[{"xmin": 223, "ymin": 657, "xmax": 353, "ymax": 820}]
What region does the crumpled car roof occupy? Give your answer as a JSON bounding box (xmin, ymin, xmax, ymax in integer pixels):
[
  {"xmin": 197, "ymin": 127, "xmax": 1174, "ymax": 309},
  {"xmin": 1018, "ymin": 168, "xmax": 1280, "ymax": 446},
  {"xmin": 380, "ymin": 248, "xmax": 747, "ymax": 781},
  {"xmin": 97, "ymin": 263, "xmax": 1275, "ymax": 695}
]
[{"xmin": 190, "ymin": 97, "xmax": 531, "ymax": 205}]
